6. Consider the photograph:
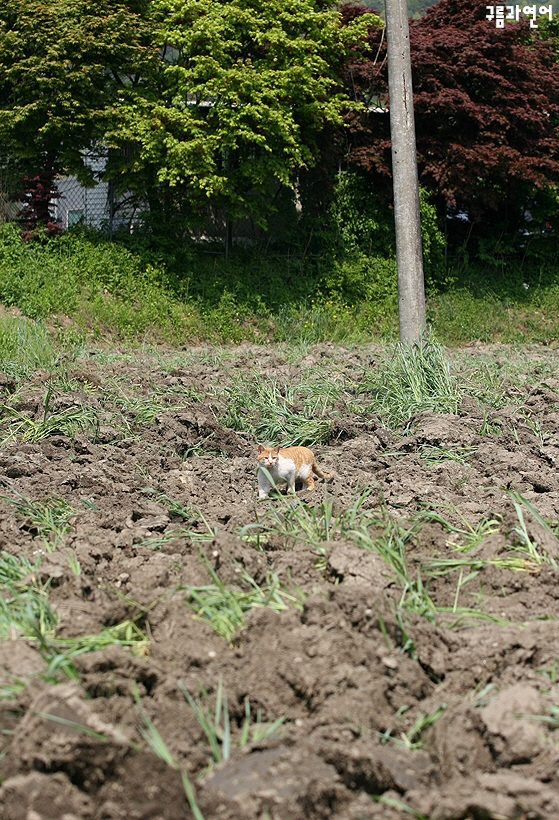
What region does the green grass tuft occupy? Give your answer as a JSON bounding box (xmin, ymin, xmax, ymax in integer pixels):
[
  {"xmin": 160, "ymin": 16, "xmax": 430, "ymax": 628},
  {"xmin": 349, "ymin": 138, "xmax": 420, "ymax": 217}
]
[
  {"xmin": 0, "ymin": 316, "xmax": 59, "ymax": 376},
  {"xmin": 180, "ymin": 553, "xmax": 304, "ymax": 645},
  {"xmin": 364, "ymin": 332, "xmax": 460, "ymax": 428}
]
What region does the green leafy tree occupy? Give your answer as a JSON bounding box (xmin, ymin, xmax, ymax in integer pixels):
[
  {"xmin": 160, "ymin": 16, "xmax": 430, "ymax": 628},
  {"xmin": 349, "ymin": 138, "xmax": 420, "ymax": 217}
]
[
  {"xmin": 111, "ymin": 0, "xmax": 376, "ymax": 226},
  {"xmin": 0, "ymin": 0, "xmax": 156, "ymax": 224}
]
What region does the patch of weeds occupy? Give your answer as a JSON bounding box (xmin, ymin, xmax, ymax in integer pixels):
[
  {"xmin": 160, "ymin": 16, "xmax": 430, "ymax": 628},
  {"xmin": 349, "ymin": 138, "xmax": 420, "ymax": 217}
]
[
  {"xmin": 363, "ymin": 331, "xmax": 460, "ymax": 428},
  {"xmin": 0, "ymin": 549, "xmax": 150, "ymax": 679},
  {"xmin": 0, "ymin": 316, "xmax": 59, "ymax": 377},
  {"xmin": 151, "ymin": 380, "xmax": 205, "ymax": 402},
  {"xmin": 0, "ymin": 551, "xmax": 55, "ymax": 645},
  {"xmin": 213, "ymin": 373, "xmax": 335, "ymax": 446},
  {"xmin": 182, "ymin": 433, "xmax": 217, "ymax": 459},
  {"xmin": 274, "ymin": 297, "xmax": 371, "ymax": 346},
  {"xmin": 179, "ymin": 677, "xmax": 287, "ymax": 766},
  {"xmin": 421, "ymin": 553, "xmax": 538, "ymax": 579},
  {"xmin": 0, "ymin": 484, "xmax": 76, "ymax": 551},
  {"xmin": 537, "ymin": 660, "xmax": 559, "ymax": 682},
  {"xmin": 47, "ymin": 370, "xmax": 99, "ymax": 394},
  {"xmin": 0, "ymin": 388, "xmax": 99, "ymax": 444},
  {"xmin": 478, "ymin": 409, "xmax": 504, "ymax": 437},
  {"xmin": 47, "ymin": 619, "xmax": 151, "ymax": 679},
  {"xmin": 419, "ymin": 503, "xmax": 502, "ymax": 551},
  {"xmin": 417, "ymin": 501, "xmax": 553, "ymax": 614},
  {"xmin": 458, "ymin": 357, "xmax": 519, "ymax": 410},
  {"xmin": 245, "ymin": 490, "xmax": 440, "ymax": 626},
  {"xmin": 378, "ymin": 702, "xmax": 448, "ymax": 750},
  {"xmin": 416, "ymin": 444, "xmax": 477, "ymax": 465},
  {"xmin": 134, "ymin": 676, "xmax": 287, "ymax": 820},
  {"xmin": 350, "ymin": 507, "xmax": 424, "ymax": 589},
  {"xmin": 138, "ymin": 531, "xmax": 189, "ymax": 552},
  {"xmin": 384, "ymin": 444, "xmax": 477, "ymax": 467},
  {"xmin": 35, "ymin": 683, "xmax": 205, "ymax": 820},
  {"xmin": 9, "ymin": 600, "xmax": 61, "ymax": 668},
  {"xmin": 515, "ymin": 410, "xmax": 546, "ymax": 445},
  {"xmin": 507, "ymin": 491, "xmax": 559, "ymax": 567},
  {"xmin": 140, "ymin": 488, "xmax": 198, "ymax": 527},
  {"xmin": 179, "ymin": 553, "xmax": 304, "ymax": 645},
  {"xmin": 104, "ymin": 379, "xmax": 173, "ymax": 425},
  {"xmin": 241, "ymin": 484, "xmax": 374, "ymax": 552}
]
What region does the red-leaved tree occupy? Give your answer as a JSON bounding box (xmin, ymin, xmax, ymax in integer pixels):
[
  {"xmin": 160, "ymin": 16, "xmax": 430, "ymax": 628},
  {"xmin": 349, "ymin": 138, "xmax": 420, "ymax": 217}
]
[
  {"xmin": 14, "ymin": 169, "xmax": 62, "ymax": 241},
  {"xmin": 340, "ymin": 0, "xmax": 559, "ymax": 225}
]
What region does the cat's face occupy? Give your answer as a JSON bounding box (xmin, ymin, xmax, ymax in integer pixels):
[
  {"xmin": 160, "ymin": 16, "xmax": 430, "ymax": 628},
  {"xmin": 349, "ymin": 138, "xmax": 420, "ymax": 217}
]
[{"xmin": 257, "ymin": 445, "xmax": 280, "ymax": 466}]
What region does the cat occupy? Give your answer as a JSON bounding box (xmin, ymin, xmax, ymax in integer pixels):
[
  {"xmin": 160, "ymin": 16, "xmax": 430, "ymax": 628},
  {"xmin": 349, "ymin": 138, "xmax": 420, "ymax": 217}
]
[{"xmin": 257, "ymin": 444, "xmax": 335, "ymax": 499}]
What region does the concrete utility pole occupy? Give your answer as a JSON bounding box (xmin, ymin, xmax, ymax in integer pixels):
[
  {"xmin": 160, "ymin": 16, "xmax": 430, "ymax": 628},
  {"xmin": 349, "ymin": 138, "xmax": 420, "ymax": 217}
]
[{"xmin": 385, "ymin": 0, "xmax": 426, "ymax": 344}]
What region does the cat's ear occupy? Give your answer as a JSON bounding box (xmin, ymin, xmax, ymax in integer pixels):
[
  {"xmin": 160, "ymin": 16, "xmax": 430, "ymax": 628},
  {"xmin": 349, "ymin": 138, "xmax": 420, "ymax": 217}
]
[
  {"xmin": 258, "ymin": 444, "xmax": 264, "ymax": 453},
  {"xmin": 274, "ymin": 445, "xmax": 280, "ymax": 453}
]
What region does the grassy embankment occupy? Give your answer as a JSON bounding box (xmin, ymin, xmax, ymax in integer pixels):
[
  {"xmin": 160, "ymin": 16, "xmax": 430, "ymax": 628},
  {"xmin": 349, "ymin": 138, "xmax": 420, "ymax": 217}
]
[{"xmin": 0, "ymin": 223, "xmax": 558, "ymax": 346}]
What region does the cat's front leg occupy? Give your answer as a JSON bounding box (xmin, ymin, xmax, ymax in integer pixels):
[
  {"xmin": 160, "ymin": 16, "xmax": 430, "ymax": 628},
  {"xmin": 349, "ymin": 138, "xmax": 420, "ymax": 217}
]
[{"xmin": 257, "ymin": 468, "xmax": 272, "ymax": 499}]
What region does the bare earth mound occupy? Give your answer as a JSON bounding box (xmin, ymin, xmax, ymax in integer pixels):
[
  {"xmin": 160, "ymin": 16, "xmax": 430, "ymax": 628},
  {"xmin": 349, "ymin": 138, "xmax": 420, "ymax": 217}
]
[{"xmin": 2, "ymin": 342, "xmax": 559, "ymax": 820}]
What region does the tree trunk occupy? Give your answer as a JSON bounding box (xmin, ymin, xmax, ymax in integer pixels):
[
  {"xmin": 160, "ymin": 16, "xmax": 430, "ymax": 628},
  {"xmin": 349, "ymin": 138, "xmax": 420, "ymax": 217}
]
[{"xmin": 385, "ymin": 0, "xmax": 426, "ymax": 344}]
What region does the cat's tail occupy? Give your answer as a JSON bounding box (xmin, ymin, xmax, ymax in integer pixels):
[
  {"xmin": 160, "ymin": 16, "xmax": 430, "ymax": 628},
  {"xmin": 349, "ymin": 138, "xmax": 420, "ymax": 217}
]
[{"xmin": 312, "ymin": 459, "xmax": 335, "ymax": 481}]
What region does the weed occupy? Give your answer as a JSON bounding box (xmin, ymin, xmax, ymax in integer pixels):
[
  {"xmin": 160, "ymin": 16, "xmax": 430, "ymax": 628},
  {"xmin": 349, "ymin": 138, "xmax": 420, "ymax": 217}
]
[
  {"xmin": 520, "ymin": 705, "xmax": 559, "ymax": 730},
  {"xmin": 478, "ymin": 409, "xmax": 503, "ymax": 437},
  {"xmin": 438, "ymin": 608, "xmax": 515, "ymax": 629},
  {"xmin": 179, "ymin": 677, "xmax": 287, "ymax": 765},
  {"xmin": 469, "ymin": 682, "xmax": 497, "ymax": 708},
  {"xmin": 363, "ymin": 332, "xmax": 460, "ymax": 428},
  {"xmin": 415, "ymin": 444, "xmax": 477, "ymax": 465},
  {"xmin": 0, "ymin": 317, "xmax": 59, "ymax": 376},
  {"xmin": 0, "ymin": 388, "xmax": 99, "ymax": 444},
  {"xmin": 419, "ymin": 504, "xmax": 502, "ymax": 551},
  {"xmin": 0, "ymin": 484, "xmax": 76, "ymax": 550},
  {"xmin": 142, "ymin": 489, "xmax": 197, "ymax": 523},
  {"xmin": 179, "ymin": 553, "xmax": 304, "ymax": 645},
  {"xmin": 372, "ymin": 793, "xmax": 429, "ymax": 819},
  {"xmin": 0, "ymin": 674, "xmax": 27, "ymax": 700},
  {"xmin": 35, "ymin": 711, "xmax": 113, "ymax": 741},
  {"xmin": 507, "ymin": 491, "xmax": 559, "ymax": 567},
  {"xmin": 536, "ymin": 661, "xmax": 559, "ymax": 682},
  {"xmin": 65, "ymin": 548, "xmax": 81, "ymax": 575},
  {"xmin": 132, "ymin": 685, "xmax": 205, "ymax": 820},
  {"xmin": 213, "ymin": 373, "xmax": 334, "ymax": 447},
  {"xmin": 379, "ymin": 702, "xmax": 448, "ymax": 751}
]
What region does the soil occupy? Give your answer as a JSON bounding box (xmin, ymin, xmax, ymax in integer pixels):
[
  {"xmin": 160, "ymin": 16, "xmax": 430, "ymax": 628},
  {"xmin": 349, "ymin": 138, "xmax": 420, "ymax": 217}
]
[{"xmin": 2, "ymin": 342, "xmax": 559, "ymax": 820}]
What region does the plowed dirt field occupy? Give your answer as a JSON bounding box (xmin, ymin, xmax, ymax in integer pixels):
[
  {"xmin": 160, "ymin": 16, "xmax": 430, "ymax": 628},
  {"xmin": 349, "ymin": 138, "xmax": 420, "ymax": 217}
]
[{"xmin": 2, "ymin": 341, "xmax": 559, "ymax": 820}]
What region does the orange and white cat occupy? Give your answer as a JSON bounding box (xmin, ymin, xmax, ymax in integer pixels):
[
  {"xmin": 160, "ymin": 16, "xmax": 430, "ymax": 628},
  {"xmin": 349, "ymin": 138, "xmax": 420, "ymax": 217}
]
[{"xmin": 257, "ymin": 445, "xmax": 335, "ymax": 498}]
